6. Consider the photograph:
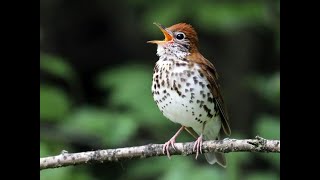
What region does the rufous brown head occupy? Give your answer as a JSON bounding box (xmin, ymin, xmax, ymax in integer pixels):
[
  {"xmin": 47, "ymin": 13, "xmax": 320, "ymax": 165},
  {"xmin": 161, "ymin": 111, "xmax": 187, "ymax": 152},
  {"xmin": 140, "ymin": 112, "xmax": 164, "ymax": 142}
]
[{"xmin": 147, "ymin": 22, "xmax": 199, "ymax": 54}]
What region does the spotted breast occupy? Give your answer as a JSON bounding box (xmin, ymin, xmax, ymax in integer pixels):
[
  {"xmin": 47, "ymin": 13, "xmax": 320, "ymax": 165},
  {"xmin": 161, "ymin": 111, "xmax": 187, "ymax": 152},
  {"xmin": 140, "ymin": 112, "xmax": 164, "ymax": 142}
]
[{"xmin": 151, "ymin": 56, "xmax": 221, "ymax": 137}]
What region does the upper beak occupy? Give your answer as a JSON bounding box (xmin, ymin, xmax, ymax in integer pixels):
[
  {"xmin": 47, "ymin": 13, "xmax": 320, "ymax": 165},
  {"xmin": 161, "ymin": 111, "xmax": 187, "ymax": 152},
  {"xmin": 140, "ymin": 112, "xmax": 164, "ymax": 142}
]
[{"xmin": 147, "ymin": 22, "xmax": 173, "ymax": 44}]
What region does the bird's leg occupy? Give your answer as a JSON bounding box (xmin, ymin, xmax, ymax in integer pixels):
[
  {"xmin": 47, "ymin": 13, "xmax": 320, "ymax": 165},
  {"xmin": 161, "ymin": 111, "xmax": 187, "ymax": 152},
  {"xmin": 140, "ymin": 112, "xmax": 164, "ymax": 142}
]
[
  {"xmin": 184, "ymin": 127, "xmax": 198, "ymax": 139},
  {"xmin": 193, "ymin": 122, "xmax": 206, "ymax": 159},
  {"xmin": 163, "ymin": 126, "xmax": 185, "ymax": 159}
]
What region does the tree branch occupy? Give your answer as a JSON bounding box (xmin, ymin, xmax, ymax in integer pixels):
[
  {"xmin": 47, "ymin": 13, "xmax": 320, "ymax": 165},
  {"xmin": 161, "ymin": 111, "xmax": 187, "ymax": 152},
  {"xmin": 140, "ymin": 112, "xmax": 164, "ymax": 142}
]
[{"xmin": 40, "ymin": 136, "xmax": 280, "ymax": 170}]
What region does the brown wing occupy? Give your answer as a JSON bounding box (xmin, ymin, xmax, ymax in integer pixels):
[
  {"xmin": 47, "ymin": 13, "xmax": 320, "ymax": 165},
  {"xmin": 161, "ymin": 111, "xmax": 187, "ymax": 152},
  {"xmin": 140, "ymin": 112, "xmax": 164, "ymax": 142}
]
[{"xmin": 187, "ymin": 52, "xmax": 231, "ymax": 136}]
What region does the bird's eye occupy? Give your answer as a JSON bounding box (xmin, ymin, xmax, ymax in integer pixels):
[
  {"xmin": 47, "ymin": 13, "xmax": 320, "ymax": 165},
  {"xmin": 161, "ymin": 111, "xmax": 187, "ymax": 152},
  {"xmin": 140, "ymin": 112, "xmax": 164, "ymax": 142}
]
[{"xmin": 176, "ymin": 33, "xmax": 185, "ymax": 40}]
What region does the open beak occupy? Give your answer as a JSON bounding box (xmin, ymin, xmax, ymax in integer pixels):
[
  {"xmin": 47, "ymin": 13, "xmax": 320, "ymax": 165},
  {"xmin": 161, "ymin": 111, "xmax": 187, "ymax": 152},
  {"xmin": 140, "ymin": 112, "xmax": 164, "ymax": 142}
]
[{"xmin": 147, "ymin": 22, "xmax": 173, "ymax": 44}]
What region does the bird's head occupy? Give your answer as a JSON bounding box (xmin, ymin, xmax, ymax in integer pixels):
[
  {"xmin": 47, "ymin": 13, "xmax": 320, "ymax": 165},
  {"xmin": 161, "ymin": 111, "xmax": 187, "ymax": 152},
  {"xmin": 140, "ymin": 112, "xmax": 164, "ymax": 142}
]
[{"xmin": 148, "ymin": 22, "xmax": 199, "ymax": 59}]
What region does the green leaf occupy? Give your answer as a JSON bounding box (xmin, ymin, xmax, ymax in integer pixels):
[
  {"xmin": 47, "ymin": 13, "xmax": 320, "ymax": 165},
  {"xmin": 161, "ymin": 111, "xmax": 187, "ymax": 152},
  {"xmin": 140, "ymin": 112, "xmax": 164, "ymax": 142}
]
[
  {"xmin": 247, "ymin": 73, "xmax": 280, "ymax": 106},
  {"xmin": 123, "ymin": 156, "xmax": 226, "ymax": 180},
  {"xmin": 40, "ymin": 142, "xmax": 50, "ymax": 157},
  {"xmin": 97, "ymin": 64, "xmax": 166, "ymax": 126},
  {"xmin": 40, "ymin": 167, "xmax": 73, "ymax": 180},
  {"xmin": 194, "ymin": 2, "xmax": 267, "ymax": 32},
  {"xmin": 40, "ymin": 53, "xmax": 76, "ymax": 82},
  {"xmin": 40, "ymin": 85, "xmax": 71, "ymax": 121},
  {"xmin": 60, "ymin": 107, "xmax": 138, "ymax": 147},
  {"xmin": 254, "ymin": 114, "xmax": 280, "ymax": 139},
  {"xmin": 245, "ymin": 171, "xmax": 279, "ymax": 180}
]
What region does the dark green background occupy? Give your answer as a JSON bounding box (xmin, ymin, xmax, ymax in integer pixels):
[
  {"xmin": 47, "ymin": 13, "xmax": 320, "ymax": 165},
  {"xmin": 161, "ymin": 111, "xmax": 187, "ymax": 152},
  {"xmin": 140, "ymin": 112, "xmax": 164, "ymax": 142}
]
[{"xmin": 40, "ymin": 0, "xmax": 280, "ymax": 179}]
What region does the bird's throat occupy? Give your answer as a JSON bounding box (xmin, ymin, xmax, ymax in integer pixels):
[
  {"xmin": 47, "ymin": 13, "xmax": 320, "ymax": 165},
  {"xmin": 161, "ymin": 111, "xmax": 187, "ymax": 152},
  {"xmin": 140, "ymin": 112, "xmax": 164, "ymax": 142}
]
[{"xmin": 156, "ymin": 43, "xmax": 190, "ymax": 60}]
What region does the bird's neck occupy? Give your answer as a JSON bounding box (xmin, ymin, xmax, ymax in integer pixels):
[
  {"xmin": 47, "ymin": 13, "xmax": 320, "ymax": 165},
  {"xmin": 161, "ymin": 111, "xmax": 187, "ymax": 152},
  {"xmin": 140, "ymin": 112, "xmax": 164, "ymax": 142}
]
[{"xmin": 156, "ymin": 43, "xmax": 190, "ymax": 60}]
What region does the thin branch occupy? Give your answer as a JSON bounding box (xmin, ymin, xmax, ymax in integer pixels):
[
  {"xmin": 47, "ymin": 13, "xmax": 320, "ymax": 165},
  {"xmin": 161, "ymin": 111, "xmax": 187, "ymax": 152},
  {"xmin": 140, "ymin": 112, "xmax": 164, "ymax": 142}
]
[{"xmin": 40, "ymin": 136, "xmax": 280, "ymax": 170}]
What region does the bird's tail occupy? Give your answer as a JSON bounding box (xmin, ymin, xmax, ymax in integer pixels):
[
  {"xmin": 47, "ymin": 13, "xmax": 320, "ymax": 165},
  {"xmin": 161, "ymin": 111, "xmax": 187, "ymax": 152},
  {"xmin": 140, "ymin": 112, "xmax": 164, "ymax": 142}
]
[{"xmin": 203, "ymin": 134, "xmax": 227, "ymax": 168}]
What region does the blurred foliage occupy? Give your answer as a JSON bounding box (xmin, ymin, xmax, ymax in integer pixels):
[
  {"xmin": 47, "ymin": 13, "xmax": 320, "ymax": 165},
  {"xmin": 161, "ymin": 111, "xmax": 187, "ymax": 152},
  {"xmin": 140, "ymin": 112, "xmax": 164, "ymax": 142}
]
[
  {"xmin": 97, "ymin": 64, "xmax": 165, "ymax": 126},
  {"xmin": 40, "ymin": 0, "xmax": 279, "ymax": 179},
  {"xmin": 248, "ymin": 73, "xmax": 280, "ymax": 106},
  {"xmin": 40, "ymin": 85, "xmax": 71, "ymax": 121},
  {"xmin": 40, "ymin": 54, "xmax": 76, "ymax": 83}
]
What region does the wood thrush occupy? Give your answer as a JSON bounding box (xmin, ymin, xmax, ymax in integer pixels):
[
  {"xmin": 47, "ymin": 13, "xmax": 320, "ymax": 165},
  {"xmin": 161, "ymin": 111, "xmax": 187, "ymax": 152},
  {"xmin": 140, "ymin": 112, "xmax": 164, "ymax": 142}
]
[{"xmin": 147, "ymin": 22, "xmax": 231, "ymax": 167}]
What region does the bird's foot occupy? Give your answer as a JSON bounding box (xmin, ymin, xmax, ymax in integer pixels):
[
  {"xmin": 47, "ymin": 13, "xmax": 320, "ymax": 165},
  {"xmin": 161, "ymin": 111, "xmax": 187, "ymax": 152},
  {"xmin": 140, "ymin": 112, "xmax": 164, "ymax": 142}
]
[
  {"xmin": 193, "ymin": 134, "xmax": 203, "ymax": 159},
  {"xmin": 163, "ymin": 137, "xmax": 177, "ymax": 159}
]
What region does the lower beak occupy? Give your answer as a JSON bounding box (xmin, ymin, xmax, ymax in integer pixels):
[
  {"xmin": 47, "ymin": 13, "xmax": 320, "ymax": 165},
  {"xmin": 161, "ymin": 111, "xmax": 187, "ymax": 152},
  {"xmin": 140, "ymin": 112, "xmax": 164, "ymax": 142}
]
[{"xmin": 147, "ymin": 22, "xmax": 173, "ymax": 44}]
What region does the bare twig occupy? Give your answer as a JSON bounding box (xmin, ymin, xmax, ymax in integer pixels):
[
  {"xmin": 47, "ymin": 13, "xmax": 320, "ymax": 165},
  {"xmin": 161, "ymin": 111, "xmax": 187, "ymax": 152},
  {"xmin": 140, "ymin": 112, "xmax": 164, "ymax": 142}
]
[{"xmin": 40, "ymin": 136, "xmax": 280, "ymax": 170}]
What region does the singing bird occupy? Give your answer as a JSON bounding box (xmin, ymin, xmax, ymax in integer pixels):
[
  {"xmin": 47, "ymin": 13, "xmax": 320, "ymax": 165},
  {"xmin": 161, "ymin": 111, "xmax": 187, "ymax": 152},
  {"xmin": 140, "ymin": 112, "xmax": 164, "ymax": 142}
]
[{"xmin": 148, "ymin": 22, "xmax": 231, "ymax": 167}]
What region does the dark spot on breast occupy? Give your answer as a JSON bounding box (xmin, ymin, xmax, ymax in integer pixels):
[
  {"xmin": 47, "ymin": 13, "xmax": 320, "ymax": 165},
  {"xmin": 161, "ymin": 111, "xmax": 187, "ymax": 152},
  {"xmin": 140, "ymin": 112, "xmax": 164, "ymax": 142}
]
[
  {"xmin": 203, "ymin": 105, "xmax": 214, "ymax": 118},
  {"xmin": 182, "ymin": 95, "xmax": 186, "ymax": 98},
  {"xmin": 198, "ymin": 70, "xmax": 204, "ymax": 77},
  {"xmin": 199, "ymin": 101, "xmax": 204, "ymax": 108},
  {"xmin": 185, "ymin": 89, "xmax": 189, "ymax": 93},
  {"xmin": 199, "ymin": 82, "xmax": 205, "ymax": 88},
  {"xmin": 178, "ymin": 84, "xmax": 181, "ymax": 88},
  {"xmin": 208, "ymin": 97, "xmax": 214, "ymax": 103},
  {"xmin": 161, "ymin": 80, "xmax": 165, "ymax": 87},
  {"xmin": 191, "ymin": 92, "xmax": 195, "ymax": 99},
  {"xmin": 173, "ymin": 80, "xmax": 182, "ymax": 96},
  {"xmin": 154, "ymin": 64, "xmax": 159, "ymax": 73},
  {"xmin": 181, "ymin": 78, "xmax": 186, "ymax": 82},
  {"xmin": 190, "ymin": 88, "xmax": 194, "ymax": 92},
  {"xmin": 163, "ymin": 90, "xmax": 167, "ymax": 93},
  {"xmin": 189, "ymin": 100, "xmax": 193, "ymax": 103},
  {"xmin": 162, "ymin": 95, "xmax": 167, "ymax": 100},
  {"xmin": 194, "ymin": 79, "xmax": 198, "ymax": 84},
  {"xmin": 186, "ymin": 83, "xmax": 190, "ymax": 86},
  {"xmin": 199, "ymin": 114, "xmax": 202, "ymax": 117},
  {"xmin": 196, "ymin": 100, "xmax": 200, "ymax": 103},
  {"xmin": 187, "ymin": 71, "xmax": 191, "ymax": 77},
  {"xmin": 202, "ymin": 94, "xmax": 206, "ymax": 98},
  {"xmin": 200, "ymin": 90, "xmax": 204, "ymax": 94}
]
